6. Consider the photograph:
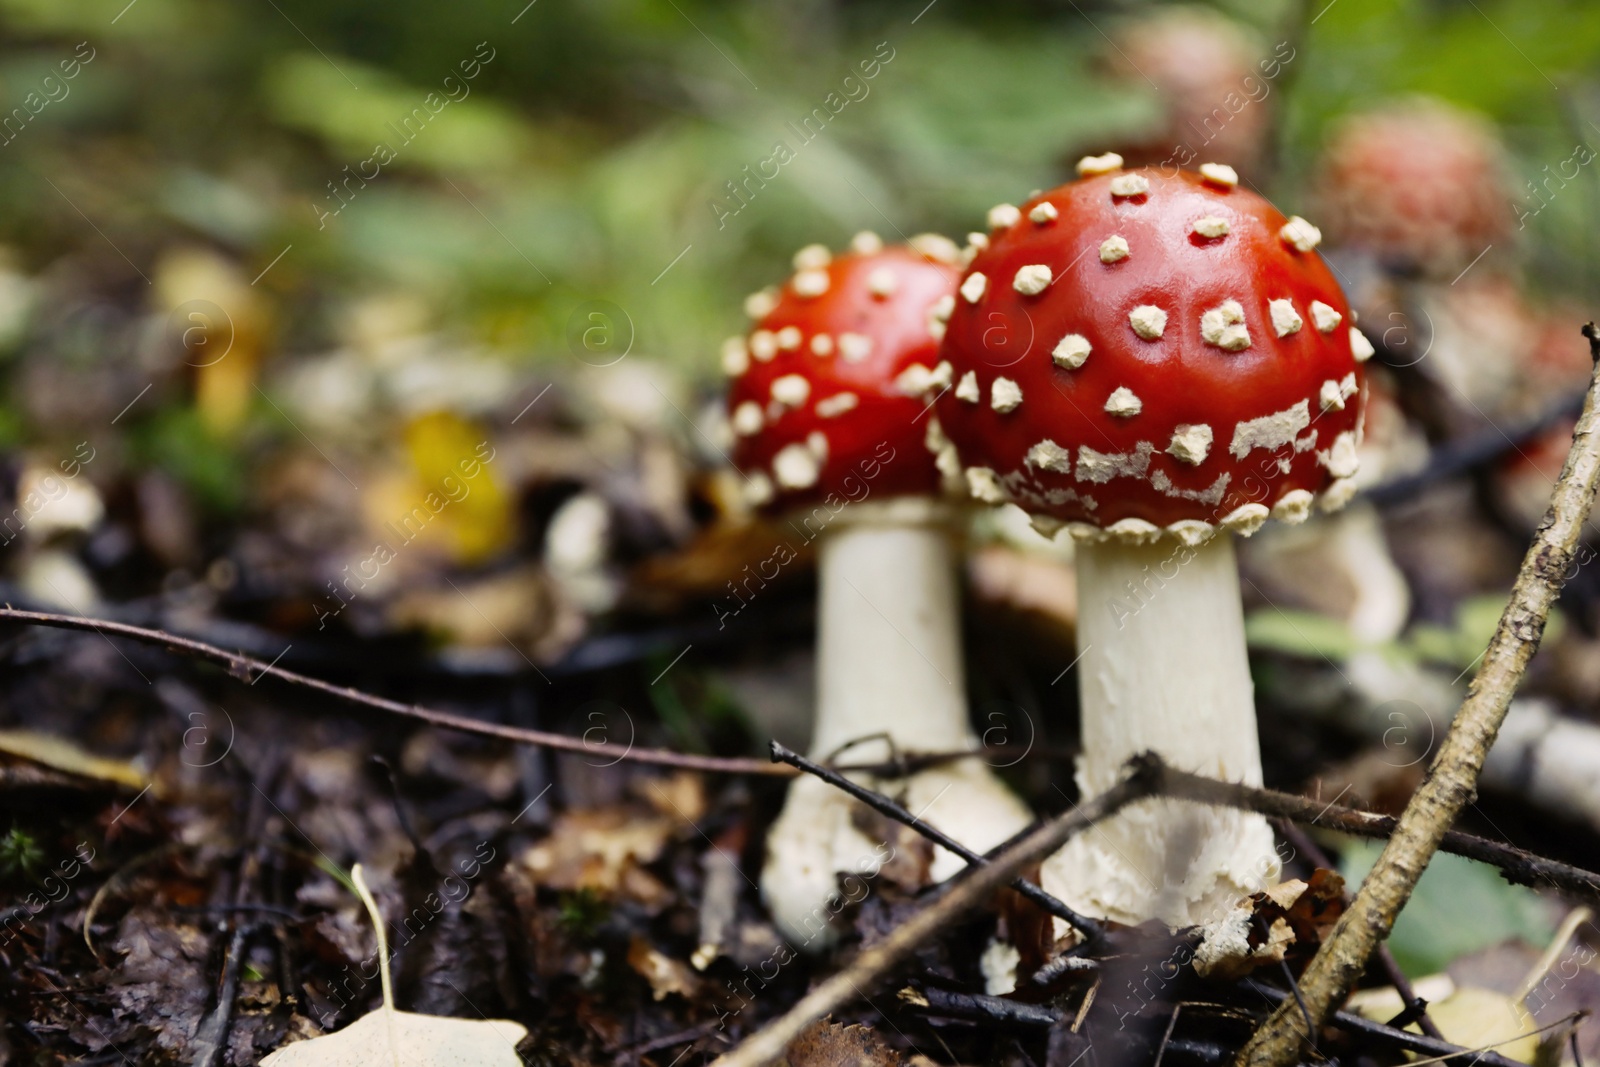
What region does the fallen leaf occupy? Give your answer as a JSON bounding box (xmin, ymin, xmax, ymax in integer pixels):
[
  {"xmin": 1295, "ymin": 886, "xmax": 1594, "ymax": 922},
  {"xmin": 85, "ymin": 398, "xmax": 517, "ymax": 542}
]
[
  {"xmin": 519, "ymin": 807, "xmax": 675, "ymax": 898},
  {"xmin": 785, "ymin": 1016, "xmax": 905, "ymax": 1067},
  {"xmin": 259, "ymin": 1008, "xmax": 527, "ymax": 1066},
  {"xmin": 626, "ymin": 936, "xmax": 700, "ymax": 1001},
  {"xmin": 0, "ymin": 729, "xmax": 148, "ymax": 790},
  {"xmin": 1426, "ymin": 987, "xmax": 1541, "ymax": 1065},
  {"xmin": 1339, "ymin": 841, "xmax": 1553, "ymax": 976},
  {"xmin": 261, "ymin": 865, "xmax": 527, "ymax": 1066},
  {"xmin": 1349, "ymin": 978, "xmax": 1541, "ymax": 1066},
  {"xmin": 1193, "ymin": 871, "xmax": 1346, "ymax": 980}
]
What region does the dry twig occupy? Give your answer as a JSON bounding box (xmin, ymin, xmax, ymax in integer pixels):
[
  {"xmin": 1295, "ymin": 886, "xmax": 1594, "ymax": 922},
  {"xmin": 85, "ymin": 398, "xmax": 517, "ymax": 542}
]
[
  {"xmin": 1237, "ymin": 326, "xmax": 1600, "ymax": 1067},
  {"xmin": 771, "ymin": 741, "xmax": 1106, "ymax": 942},
  {"xmin": 708, "ymin": 756, "xmax": 1164, "ymax": 1067},
  {"xmin": 0, "ymin": 606, "xmax": 789, "ymax": 776},
  {"xmin": 1152, "ymin": 765, "xmax": 1600, "ymax": 902}
]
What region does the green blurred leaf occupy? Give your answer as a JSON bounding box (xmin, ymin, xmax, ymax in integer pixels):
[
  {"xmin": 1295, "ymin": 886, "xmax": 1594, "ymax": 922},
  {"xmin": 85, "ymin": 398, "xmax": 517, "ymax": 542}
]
[
  {"xmin": 1339, "ymin": 838, "xmax": 1554, "ymax": 976},
  {"xmin": 262, "ymin": 52, "xmax": 531, "ymax": 173},
  {"xmin": 1245, "ymin": 608, "xmax": 1366, "ymax": 661},
  {"xmin": 130, "ymin": 407, "xmax": 246, "ymax": 514}
]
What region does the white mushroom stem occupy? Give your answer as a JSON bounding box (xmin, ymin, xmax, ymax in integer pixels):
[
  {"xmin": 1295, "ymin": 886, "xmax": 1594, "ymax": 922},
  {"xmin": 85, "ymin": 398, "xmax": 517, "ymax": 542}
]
[
  {"xmin": 1041, "ymin": 534, "xmax": 1281, "ymax": 929},
  {"xmin": 761, "ymin": 501, "xmax": 1033, "ymax": 948}
]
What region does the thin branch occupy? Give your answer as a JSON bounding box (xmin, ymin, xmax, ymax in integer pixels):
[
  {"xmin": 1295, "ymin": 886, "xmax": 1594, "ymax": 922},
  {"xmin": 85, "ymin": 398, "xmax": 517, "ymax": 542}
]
[
  {"xmin": 1238, "ymin": 327, "xmax": 1600, "ymax": 1067},
  {"xmin": 901, "ymin": 979, "xmax": 1530, "ymax": 1067},
  {"xmin": 770, "ymin": 741, "xmax": 1106, "ymax": 943},
  {"xmin": 1275, "ymin": 820, "xmax": 1445, "ymax": 1042},
  {"xmin": 1241, "ymin": 982, "xmax": 1531, "ymax": 1067},
  {"xmin": 1152, "ymin": 766, "xmax": 1600, "ymax": 903},
  {"xmin": 899, "ymin": 984, "xmax": 1060, "ymax": 1027},
  {"xmin": 708, "ymin": 756, "xmax": 1165, "ymax": 1067},
  {"xmin": 0, "ymin": 607, "xmax": 789, "ymax": 777}
]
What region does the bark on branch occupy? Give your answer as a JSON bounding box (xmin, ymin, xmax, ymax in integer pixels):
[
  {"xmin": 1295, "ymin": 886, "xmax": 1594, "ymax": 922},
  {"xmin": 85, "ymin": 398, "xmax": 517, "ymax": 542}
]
[{"xmin": 1237, "ymin": 325, "xmax": 1600, "ymax": 1067}]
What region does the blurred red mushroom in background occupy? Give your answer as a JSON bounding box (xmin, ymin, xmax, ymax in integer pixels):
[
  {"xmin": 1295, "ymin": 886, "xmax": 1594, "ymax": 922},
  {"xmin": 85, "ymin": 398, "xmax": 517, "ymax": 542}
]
[
  {"xmin": 935, "ymin": 156, "xmax": 1369, "ymax": 926},
  {"xmin": 725, "ymin": 234, "xmax": 1033, "ymax": 947},
  {"xmin": 1098, "ymin": 7, "xmax": 1285, "ymax": 177},
  {"xmin": 1316, "ymin": 98, "xmax": 1513, "ymax": 282}
]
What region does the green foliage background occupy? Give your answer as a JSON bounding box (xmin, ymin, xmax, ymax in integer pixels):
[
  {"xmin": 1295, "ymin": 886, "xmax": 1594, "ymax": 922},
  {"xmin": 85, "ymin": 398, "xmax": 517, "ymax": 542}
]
[{"xmin": 0, "ymin": 0, "xmax": 1597, "ymax": 398}]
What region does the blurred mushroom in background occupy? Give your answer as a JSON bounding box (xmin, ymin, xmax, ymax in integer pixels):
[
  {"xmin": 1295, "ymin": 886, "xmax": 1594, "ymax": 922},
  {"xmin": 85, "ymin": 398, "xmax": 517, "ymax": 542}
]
[
  {"xmin": 1099, "ymin": 6, "xmax": 1282, "ymax": 177},
  {"xmin": 1316, "ymin": 98, "xmax": 1513, "ymax": 284}
]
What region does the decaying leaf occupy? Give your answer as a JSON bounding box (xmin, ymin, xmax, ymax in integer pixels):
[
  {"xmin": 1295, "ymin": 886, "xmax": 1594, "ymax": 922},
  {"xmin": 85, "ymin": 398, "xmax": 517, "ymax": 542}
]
[
  {"xmin": 262, "ymin": 865, "xmax": 527, "ymax": 1066},
  {"xmin": 0, "ymin": 729, "xmax": 148, "ymax": 790},
  {"xmin": 785, "ymin": 1016, "xmax": 905, "ymax": 1067},
  {"xmin": 626, "ymin": 935, "xmax": 701, "ymax": 1001},
  {"xmin": 1350, "ymin": 978, "xmax": 1541, "ymax": 1065},
  {"xmin": 519, "ymin": 807, "xmax": 675, "ymax": 902},
  {"xmin": 1193, "ymin": 870, "xmax": 1346, "ymax": 980}
]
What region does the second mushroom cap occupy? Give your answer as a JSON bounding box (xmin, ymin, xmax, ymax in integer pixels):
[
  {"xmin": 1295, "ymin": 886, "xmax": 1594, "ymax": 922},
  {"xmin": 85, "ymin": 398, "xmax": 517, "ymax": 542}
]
[{"xmin": 935, "ymin": 164, "xmax": 1372, "ymax": 543}]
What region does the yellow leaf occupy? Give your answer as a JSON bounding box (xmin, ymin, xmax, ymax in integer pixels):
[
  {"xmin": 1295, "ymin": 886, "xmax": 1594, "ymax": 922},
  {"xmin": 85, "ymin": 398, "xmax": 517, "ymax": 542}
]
[
  {"xmin": 0, "ymin": 730, "xmax": 147, "ymax": 790},
  {"xmin": 261, "ymin": 864, "xmax": 526, "ymax": 1065},
  {"xmin": 260, "ymin": 1009, "xmax": 527, "ymax": 1066}
]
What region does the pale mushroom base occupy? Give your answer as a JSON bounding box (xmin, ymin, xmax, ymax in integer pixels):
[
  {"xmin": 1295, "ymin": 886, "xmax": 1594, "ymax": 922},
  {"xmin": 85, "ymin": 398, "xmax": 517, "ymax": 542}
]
[
  {"xmin": 762, "ymin": 759, "xmax": 1034, "ymax": 949},
  {"xmin": 758, "ymin": 504, "xmax": 1034, "ymax": 948},
  {"xmin": 1041, "ymin": 795, "xmax": 1281, "ymax": 931},
  {"xmin": 1041, "ymin": 534, "xmax": 1282, "ymax": 930}
]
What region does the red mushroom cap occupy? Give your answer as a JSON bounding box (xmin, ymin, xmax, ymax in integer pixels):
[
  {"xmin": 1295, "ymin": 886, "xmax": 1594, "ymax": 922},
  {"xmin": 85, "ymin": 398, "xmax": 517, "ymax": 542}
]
[
  {"xmin": 933, "ymin": 162, "xmax": 1371, "ymax": 544},
  {"xmin": 725, "ymin": 235, "xmax": 962, "ymax": 512},
  {"xmin": 1316, "ymin": 98, "xmax": 1512, "ymax": 279}
]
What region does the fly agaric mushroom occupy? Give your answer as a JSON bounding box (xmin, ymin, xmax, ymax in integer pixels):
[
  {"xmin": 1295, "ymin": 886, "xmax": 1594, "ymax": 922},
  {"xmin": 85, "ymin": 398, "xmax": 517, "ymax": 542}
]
[
  {"xmin": 1316, "ymin": 98, "xmax": 1512, "ymax": 281},
  {"xmin": 933, "ymin": 159, "xmax": 1370, "ymax": 927},
  {"xmin": 725, "ymin": 234, "xmax": 1034, "ymax": 946},
  {"xmin": 1100, "ymin": 7, "xmax": 1278, "ymax": 175}
]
